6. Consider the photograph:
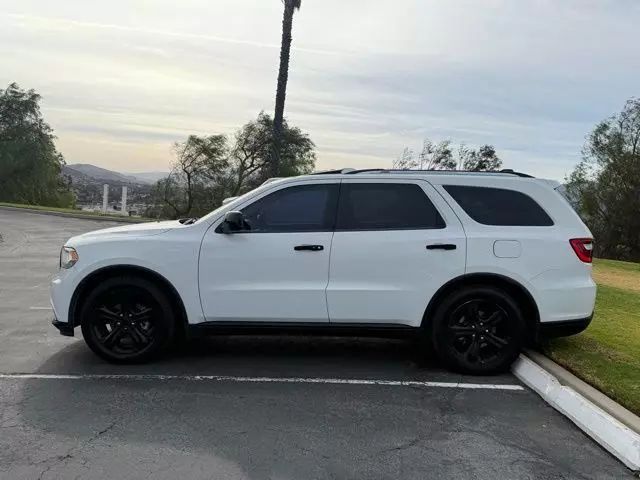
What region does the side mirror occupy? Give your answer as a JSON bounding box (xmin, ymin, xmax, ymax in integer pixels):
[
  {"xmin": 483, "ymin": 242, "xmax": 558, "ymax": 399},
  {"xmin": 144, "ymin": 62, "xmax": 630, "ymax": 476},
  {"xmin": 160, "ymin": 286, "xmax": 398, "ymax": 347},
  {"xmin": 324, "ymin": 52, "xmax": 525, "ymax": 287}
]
[{"xmin": 219, "ymin": 211, "xmax": 245, "ymax": 233}]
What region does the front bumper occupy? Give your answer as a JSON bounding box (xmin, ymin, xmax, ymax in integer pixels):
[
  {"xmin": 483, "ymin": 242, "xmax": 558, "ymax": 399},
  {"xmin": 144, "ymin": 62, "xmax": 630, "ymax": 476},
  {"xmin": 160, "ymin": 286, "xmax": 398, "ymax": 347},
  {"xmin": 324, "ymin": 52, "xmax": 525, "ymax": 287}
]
[
  {"xmin": 50, "ymin": 267, "xmax": 76, "ymax": 331},
  {"xmin": 539, "ymin": 314, "xmax": 593, "ymax": 338},
  {"xmin": 52, "ymin": 318, "xmax": 74, "ymax": 337}
]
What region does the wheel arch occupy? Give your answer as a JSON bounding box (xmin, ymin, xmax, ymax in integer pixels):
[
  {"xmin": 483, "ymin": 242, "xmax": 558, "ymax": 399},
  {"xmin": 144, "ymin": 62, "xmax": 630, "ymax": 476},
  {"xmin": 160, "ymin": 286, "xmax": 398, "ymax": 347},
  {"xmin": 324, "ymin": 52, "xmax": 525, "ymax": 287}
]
[
  {"xmin": 69, "ymin": 265, "xmax": 188, "ymax": 337},
  {"xmin": 421, "ymin": 273, "xmax": 540, "ymax": 342}
]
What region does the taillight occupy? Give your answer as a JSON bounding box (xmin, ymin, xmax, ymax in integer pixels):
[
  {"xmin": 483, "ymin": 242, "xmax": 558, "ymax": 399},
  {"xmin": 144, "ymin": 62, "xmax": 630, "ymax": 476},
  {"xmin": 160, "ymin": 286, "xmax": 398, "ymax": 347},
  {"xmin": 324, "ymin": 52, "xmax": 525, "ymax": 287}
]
[{"xmin": 570, "ymin": 238, "xmax": 593, "ymax": 263}]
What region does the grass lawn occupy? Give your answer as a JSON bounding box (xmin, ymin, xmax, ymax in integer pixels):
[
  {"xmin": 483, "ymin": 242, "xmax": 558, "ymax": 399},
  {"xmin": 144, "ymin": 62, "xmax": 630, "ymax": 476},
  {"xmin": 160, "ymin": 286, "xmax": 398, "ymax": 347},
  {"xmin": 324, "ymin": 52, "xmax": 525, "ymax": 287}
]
[
  {"xmin": 542, "ymin": 258, "xmax": 640, "ymax": 416},
  {"xmin": 0, "ymin": 202, "xmax": 150, "ymax": 222}
]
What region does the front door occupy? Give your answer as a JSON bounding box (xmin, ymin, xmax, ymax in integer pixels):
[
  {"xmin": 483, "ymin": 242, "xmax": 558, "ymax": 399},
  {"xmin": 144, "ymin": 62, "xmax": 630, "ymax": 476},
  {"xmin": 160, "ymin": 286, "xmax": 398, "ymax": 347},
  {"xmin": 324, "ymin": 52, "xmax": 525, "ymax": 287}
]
[
  {"xmin": 199, "ymin": 181, "xmax": 340, "ymax": 323},
  {"xmin": 326, "ymin": 179, "xmax": 466, "ymax": 326}
]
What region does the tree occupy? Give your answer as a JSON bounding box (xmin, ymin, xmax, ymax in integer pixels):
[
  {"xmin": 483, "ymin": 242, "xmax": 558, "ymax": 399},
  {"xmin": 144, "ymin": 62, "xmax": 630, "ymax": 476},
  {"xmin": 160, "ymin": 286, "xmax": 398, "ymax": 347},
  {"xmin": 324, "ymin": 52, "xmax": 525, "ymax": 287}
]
[
  {"xmin": 0, "ymin": 83, "xmax": 74, "ymax": 207},
  {"xmin": 566, "ymin": 98, "xmax": 640, "ymax": 261},
  {"xmin": 151, "ymin": 112, "xmax": 316, "ymax": 219},
  {"xmin": 393, "ymin": 137, "xmax": 502, "ymax": 171},
  {"xmin": 155, "ymin": 135, "xmax": 230, "ymax": 219},
  {"xmin": 419, "ymin": 139, "xmax": 455, "ymax": 170},
  {"xmin": 271, "ymin": 0, "xmax": 303, "ymax": 178},
  {"xmin": 459, "ymin": 144, "xmax": 502, "ymax": 171},
  {"xmin": 229, "ymin": 112, "xmax": 315, "ymax": 195},
  {"xmin": 230, "ymin": 113, "xmax": 274, "ymax": 196},
  {"xmin": 394, "ymin": 147, "xmax": 416, "ymax": 170}
]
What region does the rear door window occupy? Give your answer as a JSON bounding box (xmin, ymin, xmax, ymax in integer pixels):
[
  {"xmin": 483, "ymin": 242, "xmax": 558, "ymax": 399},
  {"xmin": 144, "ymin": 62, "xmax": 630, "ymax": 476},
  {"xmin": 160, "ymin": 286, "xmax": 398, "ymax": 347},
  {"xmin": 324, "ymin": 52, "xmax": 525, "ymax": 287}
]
[
  {"xmin": 336, "ymin": 183, "xmax": 445, "ymax": 231},
  {"xmin": 443, "ymin": 185, "xmax": 553, "ymax": 226}
]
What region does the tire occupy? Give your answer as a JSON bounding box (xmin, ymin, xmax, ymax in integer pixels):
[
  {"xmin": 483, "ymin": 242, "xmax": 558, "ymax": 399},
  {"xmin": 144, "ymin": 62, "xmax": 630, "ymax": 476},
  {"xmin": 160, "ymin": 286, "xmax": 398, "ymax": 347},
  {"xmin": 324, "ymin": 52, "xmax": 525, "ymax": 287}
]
[
  {"xmin": 79, "ymin": 276, "xmax": 175, "ymax": 363},
  {"xmin": 430, "ymin": 285, "xmax": 526, "ymax": 375}
]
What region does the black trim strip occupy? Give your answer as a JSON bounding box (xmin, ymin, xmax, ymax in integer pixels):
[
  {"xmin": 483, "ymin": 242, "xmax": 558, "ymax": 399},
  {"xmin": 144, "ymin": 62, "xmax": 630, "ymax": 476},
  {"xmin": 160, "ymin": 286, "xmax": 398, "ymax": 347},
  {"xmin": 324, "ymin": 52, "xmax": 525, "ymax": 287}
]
[
  {"xmin": 188, "ymin": 321, "xmax": 417, "ymax": 339},
  {"xmin": 52, "ymin": 319, "xmax": 74, "ymax": 337},
  {"xmin": 538, "ymin": 315, "xmax": 593, "ymax": 338}
]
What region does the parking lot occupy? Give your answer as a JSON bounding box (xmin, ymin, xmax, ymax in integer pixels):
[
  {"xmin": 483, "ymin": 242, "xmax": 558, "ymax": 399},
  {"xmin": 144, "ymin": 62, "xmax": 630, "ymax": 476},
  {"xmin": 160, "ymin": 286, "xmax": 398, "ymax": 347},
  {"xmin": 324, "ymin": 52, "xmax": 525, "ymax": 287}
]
[{"xmin": 0, "ymin": 208, "xmax": 631, "ymax": 479}]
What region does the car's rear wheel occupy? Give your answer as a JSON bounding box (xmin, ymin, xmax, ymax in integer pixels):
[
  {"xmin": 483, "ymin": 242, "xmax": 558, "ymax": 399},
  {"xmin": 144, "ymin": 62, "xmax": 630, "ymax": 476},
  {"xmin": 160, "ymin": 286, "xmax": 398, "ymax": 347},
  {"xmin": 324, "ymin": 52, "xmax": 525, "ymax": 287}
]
[
  {"xmin": 80, "ymin": 276, "xmax": 175, "ymax": 363},
  {"xmin": 430, "ymin": 286, "xmax": 525, "ymax": 375}
]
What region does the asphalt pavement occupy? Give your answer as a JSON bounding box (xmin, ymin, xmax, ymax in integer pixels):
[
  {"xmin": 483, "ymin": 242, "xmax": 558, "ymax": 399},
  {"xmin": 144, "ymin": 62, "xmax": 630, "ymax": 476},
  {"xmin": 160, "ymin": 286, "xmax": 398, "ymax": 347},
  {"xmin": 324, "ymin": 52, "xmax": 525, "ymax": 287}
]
[{"xmin": 0, "ymin": 208, "xmax": 632, "ymax": 479}]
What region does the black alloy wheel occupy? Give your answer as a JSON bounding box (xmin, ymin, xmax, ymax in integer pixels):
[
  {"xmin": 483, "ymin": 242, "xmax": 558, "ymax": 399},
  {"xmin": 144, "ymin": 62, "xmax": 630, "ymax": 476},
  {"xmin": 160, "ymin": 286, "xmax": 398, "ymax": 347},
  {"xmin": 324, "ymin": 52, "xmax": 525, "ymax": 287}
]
[
  {"xmin": 80, "ymin": 276, "xmax": 174, "ymax": 363},
  {"xmin": 431, "ymin": 286, "xmax": 525, "ymax": 374}
]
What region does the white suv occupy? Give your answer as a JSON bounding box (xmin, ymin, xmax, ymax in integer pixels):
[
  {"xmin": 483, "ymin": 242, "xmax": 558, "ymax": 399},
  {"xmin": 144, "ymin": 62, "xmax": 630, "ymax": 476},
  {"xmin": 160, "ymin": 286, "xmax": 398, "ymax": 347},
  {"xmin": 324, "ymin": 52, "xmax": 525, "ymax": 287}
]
[{"xmin": 50, "ymin": 169, "xmax": 596, "ymax": 374}]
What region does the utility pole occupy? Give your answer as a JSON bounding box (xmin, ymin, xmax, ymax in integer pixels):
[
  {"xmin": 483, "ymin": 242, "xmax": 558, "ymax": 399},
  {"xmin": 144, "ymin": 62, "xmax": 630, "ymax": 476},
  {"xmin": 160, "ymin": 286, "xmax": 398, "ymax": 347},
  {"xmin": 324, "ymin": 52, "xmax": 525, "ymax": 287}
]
[
  {"xmin": 102, "ymin": 184, "xmax": 109, "ymax": 213},
  {"xmin": 121, "ymin": 186, "xmax": 128, "ymax": 216}
]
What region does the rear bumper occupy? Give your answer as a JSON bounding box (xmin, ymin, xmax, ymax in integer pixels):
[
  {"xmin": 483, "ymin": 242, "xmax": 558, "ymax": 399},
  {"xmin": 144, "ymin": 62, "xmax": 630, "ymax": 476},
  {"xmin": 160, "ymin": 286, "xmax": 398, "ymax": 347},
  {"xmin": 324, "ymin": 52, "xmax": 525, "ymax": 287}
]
[
  {"xmin": 539, "ymin": 314, "xmax": 593, "ymax": 338},
  {"xmin": 528, "ymin": 264, "xmax": 597, "ymax": 324},
  {"xmin": 52, "ymin": 318, "xmax": 74, "ymax": 337}
]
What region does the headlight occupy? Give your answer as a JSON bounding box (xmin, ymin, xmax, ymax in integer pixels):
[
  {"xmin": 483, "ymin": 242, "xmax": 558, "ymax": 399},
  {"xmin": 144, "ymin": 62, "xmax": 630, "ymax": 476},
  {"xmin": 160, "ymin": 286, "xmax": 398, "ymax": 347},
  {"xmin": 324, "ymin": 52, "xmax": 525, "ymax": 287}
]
[{"xmin": 60, "ymin": 246, "xmax": 79, "ymax": 269}]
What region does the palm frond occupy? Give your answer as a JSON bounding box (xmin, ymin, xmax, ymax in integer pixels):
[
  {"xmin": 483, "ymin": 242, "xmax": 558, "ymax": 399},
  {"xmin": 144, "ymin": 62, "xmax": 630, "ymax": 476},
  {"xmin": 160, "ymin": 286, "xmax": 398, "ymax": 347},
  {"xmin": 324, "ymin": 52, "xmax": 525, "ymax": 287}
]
[{"xmin": 283, "ymin": 0, "xmax": 302, "ymax": 10}]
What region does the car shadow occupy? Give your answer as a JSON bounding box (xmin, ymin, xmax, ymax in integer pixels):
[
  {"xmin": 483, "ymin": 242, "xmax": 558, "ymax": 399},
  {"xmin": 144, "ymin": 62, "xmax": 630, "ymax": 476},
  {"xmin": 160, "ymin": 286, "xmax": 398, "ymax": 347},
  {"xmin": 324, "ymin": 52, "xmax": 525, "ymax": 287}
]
[{"xmin": 35, "ymin": 334, "xmax": 444, "ymax": 379}]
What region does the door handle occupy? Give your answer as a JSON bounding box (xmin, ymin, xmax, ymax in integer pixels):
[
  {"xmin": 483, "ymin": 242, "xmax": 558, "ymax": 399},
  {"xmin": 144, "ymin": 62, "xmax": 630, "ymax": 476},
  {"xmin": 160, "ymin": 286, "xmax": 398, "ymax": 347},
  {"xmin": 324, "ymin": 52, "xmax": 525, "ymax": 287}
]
[
  {"xmin": 294, "ymin": 244, "xmax": 324, "ymax": 252},
  {"xmin": 426, "ymin": 243, "xmax": 457, "ymax": 251}
]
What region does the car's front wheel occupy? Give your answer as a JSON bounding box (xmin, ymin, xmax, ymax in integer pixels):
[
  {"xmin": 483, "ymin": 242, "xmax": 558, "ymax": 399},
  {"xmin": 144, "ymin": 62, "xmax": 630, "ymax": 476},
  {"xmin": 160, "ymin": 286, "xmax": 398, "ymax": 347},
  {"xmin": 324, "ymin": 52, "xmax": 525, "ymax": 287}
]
[
  {"xmin": 430, "ymin": 286, "xmax": 526, "ymax": 375},
  {"xmin": 80, "ymin": 276, "xmax": 175, "ymax": 363}
]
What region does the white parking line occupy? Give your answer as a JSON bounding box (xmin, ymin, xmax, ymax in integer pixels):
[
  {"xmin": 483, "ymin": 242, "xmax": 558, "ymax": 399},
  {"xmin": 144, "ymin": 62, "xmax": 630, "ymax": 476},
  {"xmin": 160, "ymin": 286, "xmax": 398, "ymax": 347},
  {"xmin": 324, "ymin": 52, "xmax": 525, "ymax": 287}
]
[
  {"xmin": 29, "ymin": 306, "xmax": 53, "ymax": 310},
  {"xmin": 0, "ymin": 373, "xmax": 525, "ymax": 390}
]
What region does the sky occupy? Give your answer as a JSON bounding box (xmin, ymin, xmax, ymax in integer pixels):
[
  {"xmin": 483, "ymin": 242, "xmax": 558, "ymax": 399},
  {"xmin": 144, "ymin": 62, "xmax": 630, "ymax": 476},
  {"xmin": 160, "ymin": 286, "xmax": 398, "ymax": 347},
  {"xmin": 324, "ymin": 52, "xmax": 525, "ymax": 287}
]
[{"xmin": 1, "ymin": 0, "xmax": 638, "ymax": 180}]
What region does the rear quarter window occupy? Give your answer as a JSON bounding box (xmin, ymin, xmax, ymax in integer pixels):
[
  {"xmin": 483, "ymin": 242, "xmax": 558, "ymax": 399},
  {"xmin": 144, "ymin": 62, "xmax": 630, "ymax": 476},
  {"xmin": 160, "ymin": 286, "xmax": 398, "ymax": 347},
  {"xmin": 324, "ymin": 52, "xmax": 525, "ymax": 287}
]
[{"xmin": 443, "ymin": 185, "xmax": 554, "ymax": 226}]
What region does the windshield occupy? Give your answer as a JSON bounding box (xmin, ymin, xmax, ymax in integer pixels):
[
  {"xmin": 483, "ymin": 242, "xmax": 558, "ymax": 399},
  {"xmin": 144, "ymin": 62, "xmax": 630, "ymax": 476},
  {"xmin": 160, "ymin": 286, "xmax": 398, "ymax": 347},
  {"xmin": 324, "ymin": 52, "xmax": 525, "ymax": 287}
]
[{"xmin": 194, "ymin": 183, "xmax": 270, "ymax": 224}]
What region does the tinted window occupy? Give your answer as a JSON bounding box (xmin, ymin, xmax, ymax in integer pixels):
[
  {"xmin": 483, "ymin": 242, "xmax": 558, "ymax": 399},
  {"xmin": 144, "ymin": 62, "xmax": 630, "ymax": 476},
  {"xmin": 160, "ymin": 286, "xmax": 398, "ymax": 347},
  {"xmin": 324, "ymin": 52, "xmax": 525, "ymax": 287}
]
[
  {"xmin": 443, "ymin": 185, "xmax": 554, "ymax": 226},
  {"xmin": 336, "ymin": 183, "xmax": 445, "ymax": 231},
  {"xmin": 241, "ymin": 184, "xmax": 339, "ymax": 232}
]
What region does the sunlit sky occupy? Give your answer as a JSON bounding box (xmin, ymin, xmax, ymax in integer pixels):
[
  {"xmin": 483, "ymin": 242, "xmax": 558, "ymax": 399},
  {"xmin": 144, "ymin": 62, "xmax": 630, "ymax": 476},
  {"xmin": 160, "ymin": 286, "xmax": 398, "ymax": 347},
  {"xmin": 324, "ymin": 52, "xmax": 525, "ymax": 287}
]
[{"xmin": 1, "ymin": 0, "xmax": 638, "ymax": 179}]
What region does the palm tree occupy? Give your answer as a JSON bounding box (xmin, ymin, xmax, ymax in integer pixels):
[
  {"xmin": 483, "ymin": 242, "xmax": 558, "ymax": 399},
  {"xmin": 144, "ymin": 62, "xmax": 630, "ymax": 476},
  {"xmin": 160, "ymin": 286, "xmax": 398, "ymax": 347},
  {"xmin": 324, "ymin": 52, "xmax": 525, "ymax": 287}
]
[{"xmin": 271, "ymin": 0, "xmax": 302, "ymax": 177}]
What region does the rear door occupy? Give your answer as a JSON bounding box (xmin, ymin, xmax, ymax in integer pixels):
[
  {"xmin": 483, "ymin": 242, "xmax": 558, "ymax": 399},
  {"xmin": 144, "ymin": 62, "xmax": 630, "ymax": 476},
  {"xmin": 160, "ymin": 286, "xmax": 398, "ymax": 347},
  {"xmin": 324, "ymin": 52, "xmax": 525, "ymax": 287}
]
[{"xmin": 326, "ymin": 178, "xmax": 466, "ymax": 326}]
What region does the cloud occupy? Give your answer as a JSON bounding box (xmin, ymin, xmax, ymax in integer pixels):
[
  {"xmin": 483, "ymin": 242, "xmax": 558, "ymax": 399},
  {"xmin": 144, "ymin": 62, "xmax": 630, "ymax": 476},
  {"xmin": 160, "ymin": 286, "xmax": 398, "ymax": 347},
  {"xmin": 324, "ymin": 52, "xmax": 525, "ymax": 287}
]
[
  {"xmin": 1, "ymin": 0, "xmax": 638, "ymax": 178},
  {"xmin": 6, "ymin": 13, "xmax": 350, "ymax": 56}
]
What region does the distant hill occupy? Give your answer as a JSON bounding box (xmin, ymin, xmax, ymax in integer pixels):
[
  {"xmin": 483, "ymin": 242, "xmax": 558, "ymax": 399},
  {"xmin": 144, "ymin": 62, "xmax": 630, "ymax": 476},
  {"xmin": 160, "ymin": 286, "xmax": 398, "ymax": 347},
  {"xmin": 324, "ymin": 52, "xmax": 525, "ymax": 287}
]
[
  {"xmin": 61, "ymin": 164, "xmax": 160, "ymax": 206},
  {"xmin": 123, "ymin": 171, "xmax": 169, "ymax": 184},
  {"xmin": 64, "ymin": 164, "xmax": 154, "ymax": 185}
]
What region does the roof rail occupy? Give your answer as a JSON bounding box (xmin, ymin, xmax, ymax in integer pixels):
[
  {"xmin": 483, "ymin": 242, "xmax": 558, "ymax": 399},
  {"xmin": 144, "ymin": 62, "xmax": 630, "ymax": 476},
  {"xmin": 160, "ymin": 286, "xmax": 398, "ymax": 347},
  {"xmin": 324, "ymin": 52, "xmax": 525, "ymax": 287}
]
[
  {"xmin": 311, "ymin": 168, "xmax": 355, "ymax": 175},
  {"xmin": 498, "ymin": 169, "xmax": 534, "ymax": 178},
  {"xmin": 344, "ymin": 168, "xmax": 388, "ymax": 174},
  {"xmin": 343, "ymin": 168, "xmax": 534, "ymax": 178},
  {"xmin": 310, "ymin": 168, "xmax": 534, "ymax": 178}
]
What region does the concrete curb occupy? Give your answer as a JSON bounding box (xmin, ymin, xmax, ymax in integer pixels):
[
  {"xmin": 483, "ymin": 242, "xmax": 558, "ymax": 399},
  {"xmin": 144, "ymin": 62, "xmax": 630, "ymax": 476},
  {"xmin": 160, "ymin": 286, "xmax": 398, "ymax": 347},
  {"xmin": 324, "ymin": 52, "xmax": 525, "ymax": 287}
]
[
  {"xmin": 512, "ymin": 353, "xmax": 640, "ymax": 472},
  {"xmin": 0, "ymin": 205, "xmax": 148, "ymax": 223},
  {"xmin": 525, "ymin": 350, "xmax": 640, "ymax": 433}
]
